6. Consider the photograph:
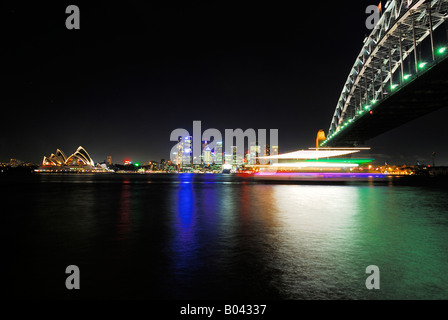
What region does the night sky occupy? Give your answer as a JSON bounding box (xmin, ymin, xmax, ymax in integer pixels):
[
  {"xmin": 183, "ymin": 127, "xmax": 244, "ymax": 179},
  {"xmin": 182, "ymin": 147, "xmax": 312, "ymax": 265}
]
[{"xmin": 2, "ymin": 1, "xmax": 447, "ymax": 165}]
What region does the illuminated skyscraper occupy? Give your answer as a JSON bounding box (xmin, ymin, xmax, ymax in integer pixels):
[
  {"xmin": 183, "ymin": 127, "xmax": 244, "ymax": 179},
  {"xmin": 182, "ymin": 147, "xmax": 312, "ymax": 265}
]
[
  {"xmin": 182, "ymin": 136, "xmax": 193, "ymax": 170},
  {"xmin": 232, "ymin": 146, "xmax": 237, "ymax": 166},
  {"xmin": 215, "ymin": 142, "xmax": 223, "ymax": 165},
  {"xmin": 107, "ymin": 155, "xmax": 112, "ymax": 166},
  {"xmin": 250, "ymin": 145, "xmax": 261, "ymax": 165},
  {"xmin": 201, "ymin": 140, "xmax": 209, "ymax": 165},
  {"xmin": 224, "ymin": 152, "xmax": 233, "ymax": 165},
  {"xmin": 232, "ymin": 146, "xmax": 244, "ymax": 167},
  {"xmin": 203, "ymin": 146, "xmax": 212, "ymax": 165},
  {"xmin": 175, "ymin": 137, "xmax": 183, "ymax": 167}
]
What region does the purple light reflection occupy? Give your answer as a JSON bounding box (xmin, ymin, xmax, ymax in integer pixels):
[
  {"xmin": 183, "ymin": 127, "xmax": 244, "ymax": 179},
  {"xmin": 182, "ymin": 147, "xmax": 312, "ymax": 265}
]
[{"xmin": 254, "ymin": 172, "xmax": 387, "ymax": 179}]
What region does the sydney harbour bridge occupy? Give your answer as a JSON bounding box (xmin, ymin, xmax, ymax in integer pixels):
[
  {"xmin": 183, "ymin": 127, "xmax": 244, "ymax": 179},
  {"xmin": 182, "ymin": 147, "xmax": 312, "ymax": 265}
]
[{"xmin": 320, "ymin": 0, "xmax": 448, "ymax": 148}]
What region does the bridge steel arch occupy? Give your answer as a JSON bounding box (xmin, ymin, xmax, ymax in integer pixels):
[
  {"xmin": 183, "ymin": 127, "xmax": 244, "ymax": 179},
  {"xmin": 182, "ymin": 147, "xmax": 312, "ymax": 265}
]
[{"xmin": 323, "ymin": 0, "xmax": 448, "ymax": 147}]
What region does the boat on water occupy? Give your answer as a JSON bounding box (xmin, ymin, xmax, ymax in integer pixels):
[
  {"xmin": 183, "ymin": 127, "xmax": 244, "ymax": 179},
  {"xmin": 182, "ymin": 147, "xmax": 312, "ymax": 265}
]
[{"xmin": 247, "ymin": 147, "xmax": 385, "ymax": 181}]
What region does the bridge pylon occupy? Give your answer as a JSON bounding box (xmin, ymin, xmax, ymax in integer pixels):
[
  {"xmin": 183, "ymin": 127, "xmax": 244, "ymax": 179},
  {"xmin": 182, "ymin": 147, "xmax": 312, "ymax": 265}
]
[{"xmin": 316, "ymin": 130, "xmax": 326, "ymax": 149}]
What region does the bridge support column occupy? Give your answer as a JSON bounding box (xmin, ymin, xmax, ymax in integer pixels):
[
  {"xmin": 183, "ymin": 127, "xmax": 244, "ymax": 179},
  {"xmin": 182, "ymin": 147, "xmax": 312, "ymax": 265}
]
[
  {"xmin": 389, "ymin": 40, "xmax": 393, "ymax": 89},
  {"xmin": 428, "ymin": 2, "xmax": 435, "ymax": 61},
  {"xmin": 380, "ymin": 62, "xmax": 384, "ymax": 99},
  {"xmin": 412, "ymin": 16, "xmax": 418, "ymax": 74},
  {"xmin": 359, "ymin": 87, "xmax": 362, "ymax": 112},
  {"xmin": 445, "ymin": 16, "xmax": 448, "ymax": 45},
  {"xmin": 365, "ymin": 75, "xmax": 368, "ymax": 105},
  {"xmin": 399, "ymin": 25, "xmax": 404, "ymax": 84}
]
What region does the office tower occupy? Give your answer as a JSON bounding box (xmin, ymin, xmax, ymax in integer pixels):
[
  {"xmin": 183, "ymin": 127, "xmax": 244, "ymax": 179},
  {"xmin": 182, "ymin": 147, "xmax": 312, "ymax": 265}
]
[
  {"xmin": 232, "ymin": 146, "xmax": 237, "ymax": 166},
  {"xmin": 250, "ymin": 145, "xmax": 261, "ymax": 165},
  {"xmin": 215, "ymin": 142, "xmax": 223, "ymax": 165},
  {"xmin": 203, "ymin": 146, "xmax": 212, "ymax": 165},
  {"xmin": 232, "ymin": 146, "xmax": 244, "ymax": 167},
  {"xmin": 182, "ymin": 136, "xmax": 193, "ymax": 170}
]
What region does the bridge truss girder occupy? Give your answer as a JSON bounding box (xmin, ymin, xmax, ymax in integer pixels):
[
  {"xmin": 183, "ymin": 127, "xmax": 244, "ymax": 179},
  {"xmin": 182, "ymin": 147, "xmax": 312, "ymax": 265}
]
[{"xmin": 325, "ymin": 0, "xmax": 448, "ymax": 144}]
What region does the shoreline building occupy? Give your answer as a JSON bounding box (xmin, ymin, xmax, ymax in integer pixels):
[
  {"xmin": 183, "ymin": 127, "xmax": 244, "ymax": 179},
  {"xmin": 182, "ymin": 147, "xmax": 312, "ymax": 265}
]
[
  {"xmin": 215, "ymin": 142, "xmax": 223, "ymax": 166},
  {"xmin": 203, "ymin": 146, "xmax": 213, "ymax": 165},
  {"xmin": 249, "ymin": 144, "xmax": 261, "ymax": 165},
  {"xmin": 181, "ymin": 136, "xmax": 193, "ymax": 172}
]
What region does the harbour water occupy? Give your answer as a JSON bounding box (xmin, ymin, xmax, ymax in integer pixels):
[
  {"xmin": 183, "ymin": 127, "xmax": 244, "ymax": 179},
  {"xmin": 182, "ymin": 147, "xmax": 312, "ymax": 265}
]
[{"xmin": 3, "ymin": 174, "xmax": 448, "ymax": 299}]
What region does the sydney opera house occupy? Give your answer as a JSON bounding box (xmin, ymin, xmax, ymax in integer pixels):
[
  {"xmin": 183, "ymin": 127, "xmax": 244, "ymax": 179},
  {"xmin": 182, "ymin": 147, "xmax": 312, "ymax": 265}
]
[{"xmin": 37, "ymin": 146, "xmax": 109, "ymax": 172}]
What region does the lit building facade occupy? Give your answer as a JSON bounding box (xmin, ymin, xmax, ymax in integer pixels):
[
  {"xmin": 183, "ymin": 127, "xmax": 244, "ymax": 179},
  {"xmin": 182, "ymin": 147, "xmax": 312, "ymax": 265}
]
[
  {"xmin": 203, "ymin": 146, "xmax": 212, "ymax": 165},
  {"xmin": 250, "ymin": 145, "xmax": 261, "ymax": 165},
  {"xmin": 215, "ymin": 142, "xmax": 223, "ymax": 165},
  {"xmin": 182, "ymin": 136, "xmax": 193, "ymax": 171},
  {"xmin": 232, "ymin": 146, "xmax": 244, "ymax": 167},
  {"xmin": 10, "ymin": 159, "xmax": 23, "ymax": 167}
]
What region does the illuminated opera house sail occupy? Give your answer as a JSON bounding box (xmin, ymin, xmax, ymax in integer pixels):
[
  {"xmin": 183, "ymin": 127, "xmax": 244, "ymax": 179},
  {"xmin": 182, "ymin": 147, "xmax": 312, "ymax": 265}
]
[{"xmin": 39, "ymin": 146, "xmax": 105, "ymax": 172}]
